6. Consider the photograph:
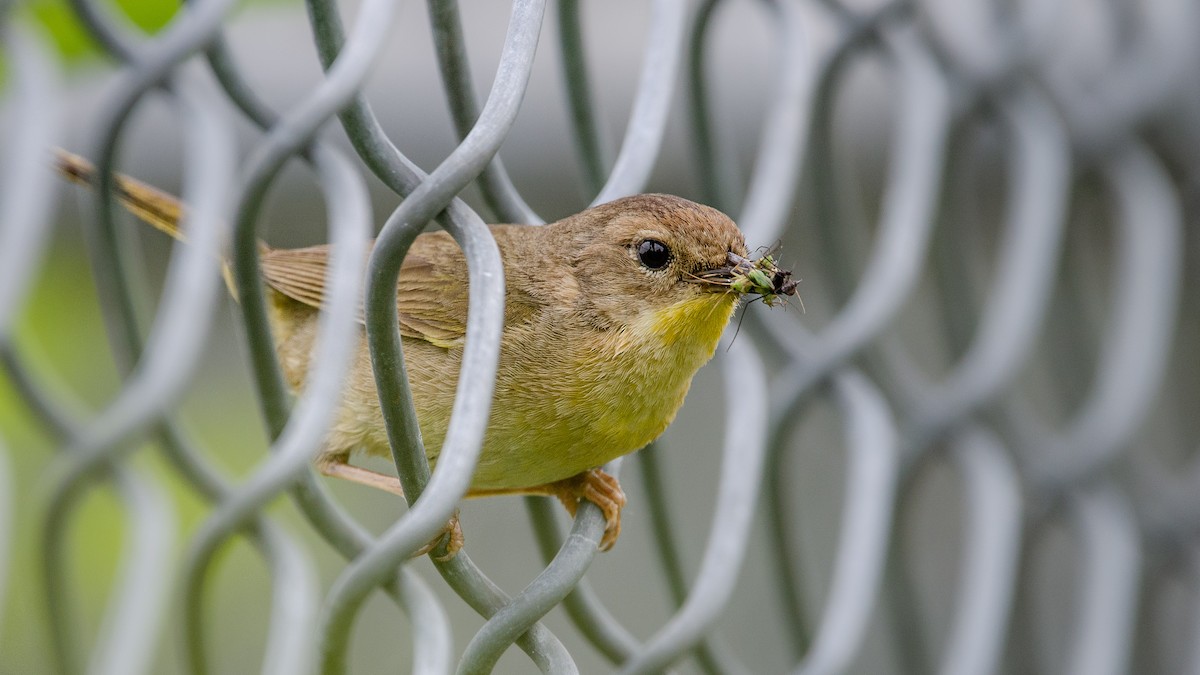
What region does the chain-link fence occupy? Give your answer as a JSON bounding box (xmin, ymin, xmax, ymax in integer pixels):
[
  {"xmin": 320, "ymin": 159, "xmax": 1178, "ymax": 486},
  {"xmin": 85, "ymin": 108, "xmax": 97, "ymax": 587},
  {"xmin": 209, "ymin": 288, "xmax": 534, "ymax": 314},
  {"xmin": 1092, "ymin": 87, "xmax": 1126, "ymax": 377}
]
[{"xmin": 2, "ymin": 0, "xmax": 1199, "ymax": 673}]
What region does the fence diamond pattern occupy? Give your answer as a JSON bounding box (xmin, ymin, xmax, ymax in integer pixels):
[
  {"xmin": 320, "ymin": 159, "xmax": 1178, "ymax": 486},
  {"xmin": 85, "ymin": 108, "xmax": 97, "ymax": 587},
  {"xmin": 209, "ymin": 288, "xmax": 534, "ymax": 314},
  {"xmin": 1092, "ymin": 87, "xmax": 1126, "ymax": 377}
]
[{"xmin": 1, "ymin": 0, "xmax": 1198, "ymax": 673}]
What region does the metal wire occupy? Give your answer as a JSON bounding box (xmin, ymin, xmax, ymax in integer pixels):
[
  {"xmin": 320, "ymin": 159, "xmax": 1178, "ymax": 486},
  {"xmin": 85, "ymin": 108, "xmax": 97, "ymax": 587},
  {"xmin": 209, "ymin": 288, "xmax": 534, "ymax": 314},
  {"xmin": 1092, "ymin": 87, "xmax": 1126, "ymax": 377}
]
[{"xmin": 3, "ymin": 0, "xmax": 1199, "ymax": 673}]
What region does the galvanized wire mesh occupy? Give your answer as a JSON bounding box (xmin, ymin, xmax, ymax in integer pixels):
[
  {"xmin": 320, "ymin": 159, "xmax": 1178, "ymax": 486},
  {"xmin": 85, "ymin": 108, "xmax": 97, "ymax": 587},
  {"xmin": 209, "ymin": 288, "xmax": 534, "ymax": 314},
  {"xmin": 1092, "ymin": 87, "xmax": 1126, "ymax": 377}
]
[{"xmin": 1, "ymin": 0, "xmax": 1198, "ymax": 673}]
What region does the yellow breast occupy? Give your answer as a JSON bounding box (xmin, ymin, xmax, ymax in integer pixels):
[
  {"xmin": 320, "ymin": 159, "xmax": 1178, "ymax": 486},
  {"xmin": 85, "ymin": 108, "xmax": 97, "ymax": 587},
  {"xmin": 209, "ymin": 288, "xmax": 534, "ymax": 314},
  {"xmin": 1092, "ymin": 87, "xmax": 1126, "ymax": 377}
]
[
  {"xmin": 305, "ymin": 289, "xmax": 740, "ymax": 491},
  {"xmin": 466, "ymin": 291, "xmax": 739, "ymax": 489},
  {"xmin": 588, "ymin": 292, "xmax": 737, "ymax": 443}
]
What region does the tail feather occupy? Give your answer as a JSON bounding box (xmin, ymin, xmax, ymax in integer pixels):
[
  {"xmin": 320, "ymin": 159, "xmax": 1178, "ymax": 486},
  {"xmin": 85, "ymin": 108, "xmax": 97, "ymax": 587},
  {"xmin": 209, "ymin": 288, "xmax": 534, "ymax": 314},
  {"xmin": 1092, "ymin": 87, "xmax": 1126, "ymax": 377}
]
[
  {"xmin": 54, "ymin": 149, "xmax": 188, "ymax": 242},
  {"xmin": 54, "ymin": 148, "xmax": 244, "ymax": 299}
]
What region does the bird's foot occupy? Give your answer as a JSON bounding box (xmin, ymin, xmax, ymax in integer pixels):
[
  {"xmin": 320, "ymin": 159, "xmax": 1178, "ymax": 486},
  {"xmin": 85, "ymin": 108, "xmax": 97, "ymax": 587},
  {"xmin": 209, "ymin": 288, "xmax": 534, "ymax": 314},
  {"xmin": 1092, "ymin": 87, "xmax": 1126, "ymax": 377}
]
[
  {"xmin": 550, "ymin": 468, "xmax": 627, "ymax": 551},
  {"xmin": 412, "ymin": 511, "xmax": 463, "ymax": 562}
]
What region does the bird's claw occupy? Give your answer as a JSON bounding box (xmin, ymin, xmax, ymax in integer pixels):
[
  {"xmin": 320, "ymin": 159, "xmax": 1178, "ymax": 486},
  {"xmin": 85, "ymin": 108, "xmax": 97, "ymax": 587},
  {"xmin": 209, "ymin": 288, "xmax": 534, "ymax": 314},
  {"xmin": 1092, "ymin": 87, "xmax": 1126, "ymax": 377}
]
[
  {"xmin": 555, "ymin": 468, "xmax": 627, "ymax": 551},
  {"xmin": 413, "ymin": 511, "xmax": 464, "ymax": 561}
]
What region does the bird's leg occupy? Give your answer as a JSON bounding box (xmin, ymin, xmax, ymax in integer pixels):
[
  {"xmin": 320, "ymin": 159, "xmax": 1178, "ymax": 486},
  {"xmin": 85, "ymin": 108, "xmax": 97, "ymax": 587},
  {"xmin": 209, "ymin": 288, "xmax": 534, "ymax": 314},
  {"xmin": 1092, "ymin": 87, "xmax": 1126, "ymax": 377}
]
[
  {"xmin": 315, "ymin": 455, "xmax": 464, "ymax": 561},
  {"xmin": 315, "ymin": 455, "xmax": 406, "ymax": 495},
  {"xmin": 467, "ymin": 468, "xmax": 627, "ymax": 551}
]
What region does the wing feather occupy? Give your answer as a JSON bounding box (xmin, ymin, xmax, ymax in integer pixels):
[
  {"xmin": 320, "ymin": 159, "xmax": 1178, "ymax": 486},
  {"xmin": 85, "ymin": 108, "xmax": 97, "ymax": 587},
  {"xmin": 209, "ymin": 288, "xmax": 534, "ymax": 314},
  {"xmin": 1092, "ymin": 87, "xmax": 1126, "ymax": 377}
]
[{"xmin": 260, "ymin": 233, "xmax": 472, "ymax": 348}]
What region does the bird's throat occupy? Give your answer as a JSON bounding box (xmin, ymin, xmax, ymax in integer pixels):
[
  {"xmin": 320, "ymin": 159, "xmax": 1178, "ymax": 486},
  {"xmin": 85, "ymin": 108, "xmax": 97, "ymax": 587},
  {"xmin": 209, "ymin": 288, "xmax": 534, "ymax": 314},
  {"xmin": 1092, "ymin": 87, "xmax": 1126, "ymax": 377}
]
[
  {"xmin": 566, "ymin": 292, "xmax": 738, "ymax": 465},
  {"xmin": 646, "ymin": 292, "xmax": 740, "ymax": 356}
]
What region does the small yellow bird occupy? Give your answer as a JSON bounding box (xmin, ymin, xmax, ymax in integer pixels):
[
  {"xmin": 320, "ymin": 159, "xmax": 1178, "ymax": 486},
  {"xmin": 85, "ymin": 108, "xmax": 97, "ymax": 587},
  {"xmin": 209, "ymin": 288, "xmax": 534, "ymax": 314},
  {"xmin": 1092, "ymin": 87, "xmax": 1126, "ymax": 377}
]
[{"xmin": 55, "ymin": 151, "xmax": 796, "ymax": 556}]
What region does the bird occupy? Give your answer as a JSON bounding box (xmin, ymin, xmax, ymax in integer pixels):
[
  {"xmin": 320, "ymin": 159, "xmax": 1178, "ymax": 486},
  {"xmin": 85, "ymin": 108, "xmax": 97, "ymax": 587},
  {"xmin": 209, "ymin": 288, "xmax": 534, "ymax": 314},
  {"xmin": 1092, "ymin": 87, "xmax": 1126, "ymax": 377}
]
[{"xmin": 55, "ymin": 150, "xmax": 797, "ymax": 557}]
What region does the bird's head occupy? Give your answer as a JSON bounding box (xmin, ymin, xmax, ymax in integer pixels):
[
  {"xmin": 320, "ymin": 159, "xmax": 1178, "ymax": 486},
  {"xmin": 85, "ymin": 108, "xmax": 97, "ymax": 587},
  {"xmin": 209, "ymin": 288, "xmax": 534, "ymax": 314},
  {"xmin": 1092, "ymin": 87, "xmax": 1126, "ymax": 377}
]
[{"xmin": 550, "ymin": 194, "xmax": 795, "ymax": 341}]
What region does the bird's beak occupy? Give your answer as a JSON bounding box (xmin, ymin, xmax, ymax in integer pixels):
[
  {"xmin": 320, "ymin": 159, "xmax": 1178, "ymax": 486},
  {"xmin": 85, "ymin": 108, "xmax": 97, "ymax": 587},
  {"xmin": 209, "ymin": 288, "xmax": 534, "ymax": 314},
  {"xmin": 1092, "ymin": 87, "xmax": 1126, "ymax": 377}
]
[{"xmin": 693, "ymin": 259, "xmax": 739, "ymax": 290}]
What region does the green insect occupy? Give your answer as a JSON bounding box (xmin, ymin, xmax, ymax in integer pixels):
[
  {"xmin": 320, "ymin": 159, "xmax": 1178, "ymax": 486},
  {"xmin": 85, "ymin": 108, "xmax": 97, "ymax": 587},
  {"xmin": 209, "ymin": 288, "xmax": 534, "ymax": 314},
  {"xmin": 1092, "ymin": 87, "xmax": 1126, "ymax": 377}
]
[{"xmin": 746, "ymin": 268, "xmax": 773, "ymax": 293}]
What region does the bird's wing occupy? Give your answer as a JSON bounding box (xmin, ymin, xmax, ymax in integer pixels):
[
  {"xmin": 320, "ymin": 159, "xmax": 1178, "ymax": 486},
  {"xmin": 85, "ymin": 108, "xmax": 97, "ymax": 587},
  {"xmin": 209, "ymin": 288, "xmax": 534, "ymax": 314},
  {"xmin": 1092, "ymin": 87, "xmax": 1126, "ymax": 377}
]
[{"xmin": 261, "ymin": 232, "xmax": 471, "ymax": 348}]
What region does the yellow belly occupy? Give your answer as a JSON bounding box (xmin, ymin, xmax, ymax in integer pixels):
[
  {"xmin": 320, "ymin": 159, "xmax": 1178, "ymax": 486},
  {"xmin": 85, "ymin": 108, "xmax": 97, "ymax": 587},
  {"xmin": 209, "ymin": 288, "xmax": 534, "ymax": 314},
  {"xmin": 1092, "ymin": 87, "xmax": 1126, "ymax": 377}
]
[
  {"xmin": 275, "ymin": 289, "xmax": 739, "ymax": 490},
  {"xmin": 460, "ymin": 292, "xmax": 739, "ymax": 489}
]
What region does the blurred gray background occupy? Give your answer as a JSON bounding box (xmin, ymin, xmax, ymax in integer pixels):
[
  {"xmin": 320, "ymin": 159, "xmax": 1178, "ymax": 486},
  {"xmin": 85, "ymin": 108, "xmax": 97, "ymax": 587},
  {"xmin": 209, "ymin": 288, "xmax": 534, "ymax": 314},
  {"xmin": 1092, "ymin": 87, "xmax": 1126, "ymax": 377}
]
[{"xmin": 4, "ymin": 0, "xmax": 1200, "ymax": 673}]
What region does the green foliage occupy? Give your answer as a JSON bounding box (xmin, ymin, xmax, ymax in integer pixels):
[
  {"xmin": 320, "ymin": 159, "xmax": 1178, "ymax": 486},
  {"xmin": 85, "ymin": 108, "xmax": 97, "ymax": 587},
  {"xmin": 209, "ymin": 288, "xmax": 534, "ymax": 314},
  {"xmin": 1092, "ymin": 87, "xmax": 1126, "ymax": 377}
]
[{"xmin": 25, "ymin": 0, "xmax": 180, "ymax": 62}]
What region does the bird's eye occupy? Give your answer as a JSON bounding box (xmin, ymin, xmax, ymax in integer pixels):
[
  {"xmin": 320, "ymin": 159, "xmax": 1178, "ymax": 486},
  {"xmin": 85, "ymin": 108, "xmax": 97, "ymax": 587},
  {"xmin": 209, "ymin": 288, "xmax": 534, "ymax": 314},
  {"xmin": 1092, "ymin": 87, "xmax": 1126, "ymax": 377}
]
[{"xmin": 637, "ymin": 239, "xmax": 670, "ymax": 270}]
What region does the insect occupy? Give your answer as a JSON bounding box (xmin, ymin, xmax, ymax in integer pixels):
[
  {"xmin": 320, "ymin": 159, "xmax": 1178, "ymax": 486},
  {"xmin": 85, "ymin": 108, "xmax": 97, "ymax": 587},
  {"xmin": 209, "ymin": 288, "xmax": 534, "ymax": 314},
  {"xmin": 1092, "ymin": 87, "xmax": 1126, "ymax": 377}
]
[{"xmin": 703, "ymin": 248, "xmax": 800, "ymax": 310}]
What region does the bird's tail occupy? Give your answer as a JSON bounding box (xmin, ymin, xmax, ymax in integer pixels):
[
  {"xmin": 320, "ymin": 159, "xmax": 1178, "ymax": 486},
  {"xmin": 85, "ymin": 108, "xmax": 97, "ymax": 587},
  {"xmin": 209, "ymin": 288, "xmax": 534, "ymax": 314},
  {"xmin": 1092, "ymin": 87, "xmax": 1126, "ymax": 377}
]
[
  {"xmin": 53, "ymin": 149, "xmax": 242, "ymax": 297},
  {"xmin": 54, "ymin": 149, "xmax": 189, "ymax": 243}
]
